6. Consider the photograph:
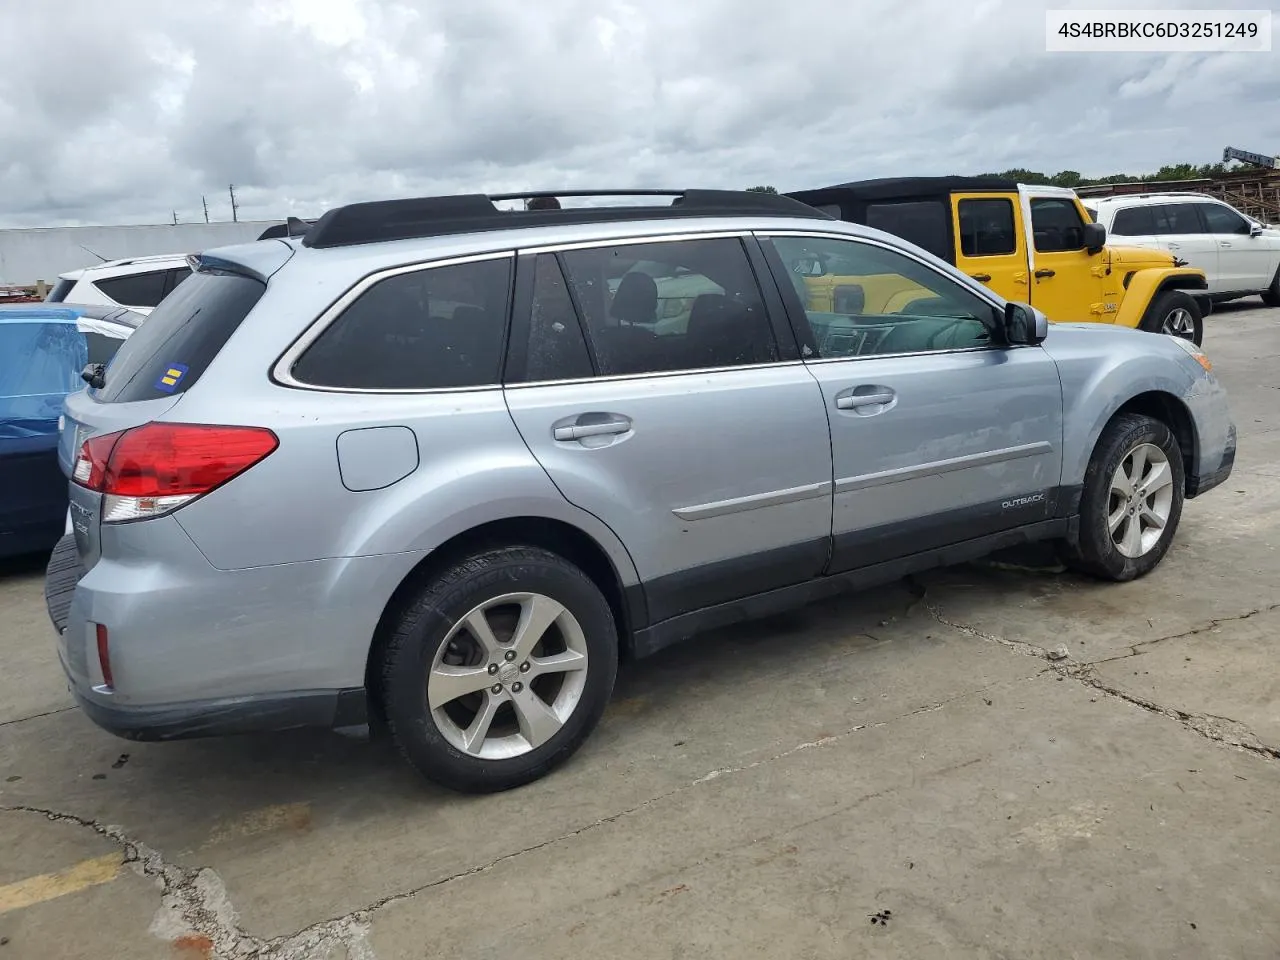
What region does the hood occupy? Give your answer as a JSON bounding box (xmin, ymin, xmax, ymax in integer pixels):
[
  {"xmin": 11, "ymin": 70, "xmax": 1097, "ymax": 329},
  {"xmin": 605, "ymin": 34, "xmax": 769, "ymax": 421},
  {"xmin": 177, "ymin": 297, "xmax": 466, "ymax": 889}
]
[{"xmin": 1105, "ymin": 244, "xmax": 1178, "ymax": 269}]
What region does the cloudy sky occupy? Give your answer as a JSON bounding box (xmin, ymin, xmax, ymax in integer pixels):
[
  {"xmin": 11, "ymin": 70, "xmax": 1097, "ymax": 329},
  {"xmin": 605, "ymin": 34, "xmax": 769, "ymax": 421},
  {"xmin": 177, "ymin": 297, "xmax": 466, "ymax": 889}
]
[{"xmin": 0, "ymin": 0, "xmax": 1276, "ymax": 227}]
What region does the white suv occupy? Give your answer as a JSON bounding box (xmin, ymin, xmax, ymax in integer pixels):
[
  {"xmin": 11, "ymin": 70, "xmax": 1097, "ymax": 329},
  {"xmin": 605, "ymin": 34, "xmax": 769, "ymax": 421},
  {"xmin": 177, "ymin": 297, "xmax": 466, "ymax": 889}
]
[
  {"xmin": 45, "ymin": 254, "xmax": 192, "ymax": 316},
  {"xmin": 1083, "ymin": 194, "xmax": 1280, "ymax": 307}
]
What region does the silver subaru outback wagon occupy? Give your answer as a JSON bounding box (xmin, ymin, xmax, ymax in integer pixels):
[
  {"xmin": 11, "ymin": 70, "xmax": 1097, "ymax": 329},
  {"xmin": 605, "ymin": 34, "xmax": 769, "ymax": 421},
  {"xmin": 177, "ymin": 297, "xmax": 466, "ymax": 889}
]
[{"xmin": 45, "ymin": 189, "xmax": 1235, "ymax": 793}]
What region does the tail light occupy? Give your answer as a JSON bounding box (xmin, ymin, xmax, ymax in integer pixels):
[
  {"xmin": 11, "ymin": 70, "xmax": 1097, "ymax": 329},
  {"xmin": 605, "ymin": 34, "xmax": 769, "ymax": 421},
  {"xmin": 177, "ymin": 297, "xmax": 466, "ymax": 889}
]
[{"xmin": 72, "ymin": 423, "xmax": 278, "ymax": 523}]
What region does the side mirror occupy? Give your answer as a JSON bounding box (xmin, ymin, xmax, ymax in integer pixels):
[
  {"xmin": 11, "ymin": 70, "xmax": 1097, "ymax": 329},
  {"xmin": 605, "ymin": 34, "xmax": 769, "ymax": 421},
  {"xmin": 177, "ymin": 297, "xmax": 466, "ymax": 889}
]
[
  {"xmin": 1250, "ymin": 221, "xmax": 1264, "ymax": 237},
  {"xmin": 1003, "ymin": 302, "xmax": 1049, "ymax": 346},
  {"xmin": 1082, "ymin": 221, "xmax": 1107, "ymax": 254}
]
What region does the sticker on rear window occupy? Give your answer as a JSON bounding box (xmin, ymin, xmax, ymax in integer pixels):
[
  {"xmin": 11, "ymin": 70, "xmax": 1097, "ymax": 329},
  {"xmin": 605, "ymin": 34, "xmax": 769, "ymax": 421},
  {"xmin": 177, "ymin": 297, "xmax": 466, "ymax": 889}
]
[{"xmin": 155, "ymin": 363, "xmax": 189, "ymax": 393}]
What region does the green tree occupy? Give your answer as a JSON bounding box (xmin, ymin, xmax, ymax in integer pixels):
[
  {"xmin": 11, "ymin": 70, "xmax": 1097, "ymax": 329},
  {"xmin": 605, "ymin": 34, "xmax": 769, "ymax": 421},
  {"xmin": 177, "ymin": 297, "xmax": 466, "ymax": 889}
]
[{"xmin": 746, "ymin": 185, "xmax": 778, "ymax": 194}]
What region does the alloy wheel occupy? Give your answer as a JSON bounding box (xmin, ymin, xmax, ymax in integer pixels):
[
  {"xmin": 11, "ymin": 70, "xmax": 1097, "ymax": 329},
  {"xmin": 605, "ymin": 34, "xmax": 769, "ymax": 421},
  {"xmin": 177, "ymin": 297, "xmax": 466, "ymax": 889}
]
[
  {"xmin": 1160, "ymin": 307, "xmax": 1196, "ymax": 340},
  {"xmin": 427, "ymin": 592, "xmax": 589, "ymax": 760},
  {"xmin": 1108, "ymin": 442, "xmax": 1175, "ymax": 559}
]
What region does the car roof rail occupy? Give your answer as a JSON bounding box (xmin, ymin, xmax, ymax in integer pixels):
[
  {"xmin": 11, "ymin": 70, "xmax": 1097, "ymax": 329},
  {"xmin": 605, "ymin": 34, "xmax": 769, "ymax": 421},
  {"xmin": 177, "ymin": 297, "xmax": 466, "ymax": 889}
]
[{"xmin": 300, "ymin": 189, "xmax": 832, "ymax": 249}]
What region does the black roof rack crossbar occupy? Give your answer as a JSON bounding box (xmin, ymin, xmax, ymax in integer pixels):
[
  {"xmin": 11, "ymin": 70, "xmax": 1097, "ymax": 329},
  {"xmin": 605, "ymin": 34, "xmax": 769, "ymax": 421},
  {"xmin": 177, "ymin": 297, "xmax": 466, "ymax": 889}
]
[{"xmin": 301, "ymin": 189, "xmax": 831, "ymax": 249}]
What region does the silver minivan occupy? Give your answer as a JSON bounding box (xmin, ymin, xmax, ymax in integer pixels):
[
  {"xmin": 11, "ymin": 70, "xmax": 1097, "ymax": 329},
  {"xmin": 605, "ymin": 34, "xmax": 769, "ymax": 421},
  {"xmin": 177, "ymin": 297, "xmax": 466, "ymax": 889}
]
[{"xmin": 45, "ymin": 189, "xmax": 1236, "ymax": 792}]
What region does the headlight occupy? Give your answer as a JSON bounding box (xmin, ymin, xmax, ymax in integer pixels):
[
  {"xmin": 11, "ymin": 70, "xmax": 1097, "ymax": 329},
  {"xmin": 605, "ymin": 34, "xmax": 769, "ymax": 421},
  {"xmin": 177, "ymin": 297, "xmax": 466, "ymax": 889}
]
[{"xmin": 1171, "ymin": 335, "xmax": 1212, "ymax": 372}]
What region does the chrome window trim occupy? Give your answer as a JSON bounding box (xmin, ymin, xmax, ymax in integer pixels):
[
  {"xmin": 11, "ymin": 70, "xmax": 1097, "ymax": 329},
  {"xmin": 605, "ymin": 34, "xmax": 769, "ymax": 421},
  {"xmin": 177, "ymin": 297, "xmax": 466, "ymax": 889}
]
[
  {"xmin": 503, "ymin": 358, "xmax": 807, "ymax": 391},
  {"xmin": 518, "ymin": 229, "xmax": 750, "ymax": 255},
  {"xmin": 755, "ymin": 228, "xmax": 1012, "ymax": 362},
  {"xmin": 272, "ymin": 249, "xmax": 516, "ymax": 394}
]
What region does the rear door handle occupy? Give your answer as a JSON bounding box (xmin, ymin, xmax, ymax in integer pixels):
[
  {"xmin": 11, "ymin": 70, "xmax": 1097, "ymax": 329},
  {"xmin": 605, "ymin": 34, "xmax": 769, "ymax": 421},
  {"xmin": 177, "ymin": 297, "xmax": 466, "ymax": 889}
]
[
  {"xmin": 553, "ymin": 417, "xmax": 632, "ymax": 441},
  {"xmin": 1219, "ymin": 241, "xmax": 1232, "ymax": 248},
  {"xmin": 1034, "ymin": 268, "xmax": 1056, "ymax": 279},
  {"xmin": 1167, "ymin": 242, "xmax": 1181, "ymax": 249},
  {"xmin": 836, "ymin": 392, "xmax": 895, "ymax": 410},
  {"xmin": 969, "ymin": 273, "xmax": 992, "ymax": 282}
]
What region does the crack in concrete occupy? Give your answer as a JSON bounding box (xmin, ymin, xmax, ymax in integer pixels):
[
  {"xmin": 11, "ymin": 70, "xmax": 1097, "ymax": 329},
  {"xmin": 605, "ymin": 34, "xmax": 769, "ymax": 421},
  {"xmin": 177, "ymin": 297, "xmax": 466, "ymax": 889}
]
[
  {"xmin": 0, "ymin": 706, "xmax": 75, "ymax": 728},
  {"xmin": 0, "ymin": 805, "xmax": 374, "ymax": 959},
  {"xmin": 912, "ymin": 585, "xmax": 1280, "ymax": 762},
  {"xmin": 257, "ymin": 675, "xmax": 1033, "ymax": 947},
  {"xmin": 1086, "ymin": 603, "xmax": 1280, "ymax": 665}
]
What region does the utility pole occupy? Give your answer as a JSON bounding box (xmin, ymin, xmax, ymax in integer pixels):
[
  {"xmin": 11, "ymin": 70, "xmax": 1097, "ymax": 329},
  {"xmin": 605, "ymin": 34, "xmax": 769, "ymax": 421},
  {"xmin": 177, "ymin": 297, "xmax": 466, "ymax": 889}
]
[
  {"xmin": 202, "ymin": 196, "xmax": 210, "ymax": 223},
  {"xmin": 172, "ymin": 210, "xmax": 179, "ymax": 225},
  {"xmin": 229, "ymin": 184, "xmax": 239, "ymax": 222}
]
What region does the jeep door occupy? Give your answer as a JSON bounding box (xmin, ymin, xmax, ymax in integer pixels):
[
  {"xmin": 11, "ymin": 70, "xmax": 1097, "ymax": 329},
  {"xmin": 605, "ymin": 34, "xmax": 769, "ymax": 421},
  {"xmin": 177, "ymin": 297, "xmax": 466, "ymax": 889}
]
[
  {"xmin": 1023, "ymin": 193, "xmax": 1110, "ymax": 322},
  {"xmin": 758, "ymin": 231, "xmax": 1064, "ymax": 575},
  {"xmin": 502, "ymin": 236, "xmax": 834, "ymax": 626},
  {"xmin": 951, "ymin": 193, "xmax": 1030, "ymax": 303}
]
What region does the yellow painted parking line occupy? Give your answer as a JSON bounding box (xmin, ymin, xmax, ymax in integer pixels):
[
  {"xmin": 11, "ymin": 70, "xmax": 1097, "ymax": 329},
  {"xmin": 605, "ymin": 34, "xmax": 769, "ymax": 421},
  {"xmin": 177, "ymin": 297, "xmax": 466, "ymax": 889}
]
[{"xmin": 0, "ymin": 854, "xmax": 123, "ymax": 915}]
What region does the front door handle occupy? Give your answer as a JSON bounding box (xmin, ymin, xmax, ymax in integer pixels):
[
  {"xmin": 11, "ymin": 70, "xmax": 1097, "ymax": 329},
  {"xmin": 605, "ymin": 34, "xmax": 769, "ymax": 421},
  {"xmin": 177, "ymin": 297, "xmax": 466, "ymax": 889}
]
[
  {"xmin": 969, "ymin": 273, "xmax": 992, "ymax": 282},
  {"xmin": 1034, "ymin": 268, "xmax": 1056, "ymax": 279},
  {"xmin": 836, "ymin": 392, "xmax": 895, "ymax": 410},
  {"xmin": 553, "ymin": 417, "xmax": 632, "ymax": 442}
]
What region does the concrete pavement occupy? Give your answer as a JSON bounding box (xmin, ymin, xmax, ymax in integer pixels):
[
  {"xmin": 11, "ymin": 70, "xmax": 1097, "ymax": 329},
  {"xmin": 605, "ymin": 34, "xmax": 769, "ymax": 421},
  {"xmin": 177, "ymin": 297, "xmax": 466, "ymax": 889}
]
[{"xmin": 1, "ymin": 301, "xmax": 1278, "ymax": 959}]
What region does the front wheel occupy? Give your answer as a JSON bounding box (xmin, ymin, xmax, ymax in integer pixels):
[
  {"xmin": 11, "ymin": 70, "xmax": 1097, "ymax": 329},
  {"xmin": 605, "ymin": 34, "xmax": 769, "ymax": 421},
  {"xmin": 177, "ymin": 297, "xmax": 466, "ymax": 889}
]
[
  {"xmin": 1060, "ymin": 413, "xmax": 1185, "ymax": 582},
  {"xmin": 1140, "ymin": 290, "xmax": 1203, "ymax": 345},
  {"xmin": 1261, "ymin": 268, "xmax": 1280, "ymax": 308},
  {"xmin": 379, "ymin": 546, "xmax": 618, "ymax": 793}
]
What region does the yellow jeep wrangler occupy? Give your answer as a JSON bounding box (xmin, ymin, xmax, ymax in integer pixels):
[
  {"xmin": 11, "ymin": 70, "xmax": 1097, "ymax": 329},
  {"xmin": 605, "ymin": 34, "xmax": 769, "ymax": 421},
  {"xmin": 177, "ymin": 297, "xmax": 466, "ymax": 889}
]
[{"xmin": 787, "ymin": 177, "xmax": 1212, "ymax": 344}]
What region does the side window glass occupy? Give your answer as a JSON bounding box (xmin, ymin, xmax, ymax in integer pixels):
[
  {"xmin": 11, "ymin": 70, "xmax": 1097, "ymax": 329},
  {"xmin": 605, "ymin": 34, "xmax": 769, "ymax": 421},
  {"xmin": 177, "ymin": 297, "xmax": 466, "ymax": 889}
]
[
  {"xmin": 1201, "ymin": 203, "xmax": 1250, "ymax": 235},
  {"xmin": 864, "ymin": 201, "xmax": 951, "ymax": 261},
  {"xmin": 1030, "ymin": 198, "xmax": 1087, "ymax": 252},
  {"xmin": 559, "ymin": 237, "xmax": 777, "ymax": 376},
  {"xmin": 94, "ymin": 269, "xmax": 170, "ymax": 308},
  {"xmin": 291, "ymin": 257, "xmax": 513, "ymax": 390},
  {"xmin": 769, "ymin": 236, "xmax": 994, "ymax": 359},
  {"xmin": 1152, "ymin": 203, "xmax": 1204, "ymax": 234},
  {"xmin": 958, "ymin": 198, "xmax": 1016, "ymax": 256},
  {"xmin": 1111, "ymin": 206, "xmax": 1156, "ymax": 237},
  {"xmin": 525, "ymin": 255, "xmax": 594, "ymax": 382},
  {"xmin": 165, "ymin": 267, "xmax": 193, "ymax": 295}
]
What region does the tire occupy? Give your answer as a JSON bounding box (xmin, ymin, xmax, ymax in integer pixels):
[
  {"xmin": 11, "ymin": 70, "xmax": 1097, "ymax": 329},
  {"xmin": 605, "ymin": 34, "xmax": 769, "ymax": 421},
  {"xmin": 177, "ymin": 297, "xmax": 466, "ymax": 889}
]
[
  {"xmin": 1060, "ymin": 413, "xmax": 1185, "ymax": 582},
  {"xmin": 1261, "ymin": 268, "xmax": 1280, "ymax": 308},
  {"xmin": 379, "ymin": 546, "xmax": 618, "ymax": 793},
  {"xmin": 1139, "ymin": 290, "xmax": 1203, "ymax": 345}
]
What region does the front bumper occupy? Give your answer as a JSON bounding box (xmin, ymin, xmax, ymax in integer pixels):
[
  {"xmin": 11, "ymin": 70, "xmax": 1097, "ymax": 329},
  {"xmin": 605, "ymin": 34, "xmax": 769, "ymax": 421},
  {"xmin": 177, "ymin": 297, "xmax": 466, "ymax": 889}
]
[{"xmin": 1187, "ymin": 424, "xmax": 1236, "ymax": 498}]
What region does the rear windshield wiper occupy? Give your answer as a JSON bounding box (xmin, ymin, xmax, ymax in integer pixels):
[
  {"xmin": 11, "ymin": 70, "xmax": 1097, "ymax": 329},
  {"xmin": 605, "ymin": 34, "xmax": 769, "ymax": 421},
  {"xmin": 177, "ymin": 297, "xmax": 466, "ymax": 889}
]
[{"xmin": 81, "ymin": 363, "xmax": 106, "ymax": 389}]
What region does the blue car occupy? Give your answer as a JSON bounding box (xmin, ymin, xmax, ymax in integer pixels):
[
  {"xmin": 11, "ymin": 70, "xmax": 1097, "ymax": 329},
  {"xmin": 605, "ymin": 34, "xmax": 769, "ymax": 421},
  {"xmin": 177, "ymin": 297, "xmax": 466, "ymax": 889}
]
[{"xmin": 0, "ymin": 303, "xmax": 140, "ymax": 559}]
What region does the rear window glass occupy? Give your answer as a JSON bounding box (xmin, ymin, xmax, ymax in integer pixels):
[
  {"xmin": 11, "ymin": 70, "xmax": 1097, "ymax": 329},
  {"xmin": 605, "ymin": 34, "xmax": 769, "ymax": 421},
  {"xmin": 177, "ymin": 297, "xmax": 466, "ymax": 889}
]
[
  {"xmin": 45, "ymin": 278, "xmax": 76, "ymax": 303},
  {"xmin": 1111, "ymin": 206, "xmax": 1156, "ymax": 236},
  {"xmin": 93, "ymin": 270, "xmax": 265, "ymax": 403},
  {"xmin": 865, "ymin": 201, "xmax": 951, "ymax": 261},
  {"xmin": 290, "ymin": 257, "xmax": 513, "ymax": 390}
]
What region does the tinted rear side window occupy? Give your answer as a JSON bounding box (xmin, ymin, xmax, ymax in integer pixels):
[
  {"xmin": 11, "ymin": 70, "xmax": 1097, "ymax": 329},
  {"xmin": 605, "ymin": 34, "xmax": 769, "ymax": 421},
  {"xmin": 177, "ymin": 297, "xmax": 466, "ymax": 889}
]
[
  {"xmin": 1150, "ymin": 203, "xmax": 1205, "ymax": 235},
  {"xmin": 957, "ymin": 198, "xmax": 1016, "ymax": 256},
  {"xmin": 1110, "ymin": 206, "xmax": 1156, "ymax": 236},
  {"xmin": 291, "ymin": 256, "xmax": 513, "ymax": 390},
  {"xmin": 94, "ymin": 269, "xmax": 171, "ymax": 308},
  {"xmin": 94, "ymin": 271, "xmax": 265, "ymax": 403},
  {"xmin": 45, "ymin": 278, "xmax": 76, "ymax": 303},
  {"xmin": 865, "ymin": 201, "xmax": 951, "ymax": 261},
  {"xmin": 83, "ymin": 332, "xmax": 127, "ymax": 366}
]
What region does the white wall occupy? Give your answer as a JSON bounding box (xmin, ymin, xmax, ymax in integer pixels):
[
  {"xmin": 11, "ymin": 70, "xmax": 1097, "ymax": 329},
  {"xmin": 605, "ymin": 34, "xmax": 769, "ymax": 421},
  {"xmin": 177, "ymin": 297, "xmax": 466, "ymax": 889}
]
[{"xmin": 0, "ymin": 221, "xmax": 281, "ymax": 286}]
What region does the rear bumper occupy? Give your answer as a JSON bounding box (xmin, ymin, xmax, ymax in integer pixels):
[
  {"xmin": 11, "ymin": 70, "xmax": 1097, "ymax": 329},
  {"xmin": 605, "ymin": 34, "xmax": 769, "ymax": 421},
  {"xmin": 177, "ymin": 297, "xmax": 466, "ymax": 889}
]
[
  {"xmin": 70, "ymin": 685, "xmax": 367, "ymax": 741},
  {"xmin": 1187, "ymin": 424, "xmax": 1236, "ymax": 498}
]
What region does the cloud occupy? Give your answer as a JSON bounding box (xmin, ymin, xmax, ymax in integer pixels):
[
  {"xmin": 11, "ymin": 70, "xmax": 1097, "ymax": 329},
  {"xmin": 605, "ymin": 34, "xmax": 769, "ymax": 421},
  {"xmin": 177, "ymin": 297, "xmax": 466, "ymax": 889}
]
[{"xmin": 0, "ymin": 0, "xmax": 1275, "ymax": 227}]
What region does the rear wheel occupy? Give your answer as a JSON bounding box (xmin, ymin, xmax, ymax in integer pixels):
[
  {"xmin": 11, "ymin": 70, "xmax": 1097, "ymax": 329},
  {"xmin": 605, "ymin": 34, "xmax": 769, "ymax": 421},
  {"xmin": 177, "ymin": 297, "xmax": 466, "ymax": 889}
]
[
  {"xmin": 1140, "ymin": 290, "xmax": 1203, "ymax": 345},
  {"xmin": 379, "ymin": 546, "xmax": 618, "ymax": 793},
  {"xmin": 1060, "ymin": 413, "xmax": 1184, "ymax": 582}
]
